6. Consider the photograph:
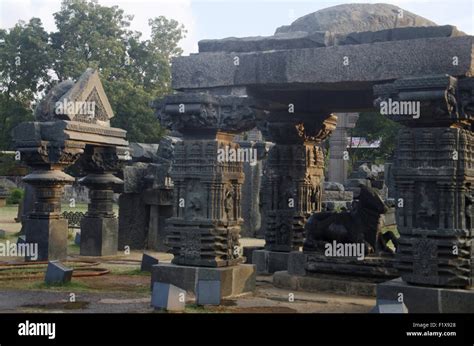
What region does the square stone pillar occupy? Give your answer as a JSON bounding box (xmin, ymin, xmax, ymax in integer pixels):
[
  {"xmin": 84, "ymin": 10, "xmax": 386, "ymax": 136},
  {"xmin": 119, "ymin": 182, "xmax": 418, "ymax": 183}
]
[
  {"xmin": 78, "ymin": 146, "xmax": 125, "ymax": 256},
  {"xmin": 156, "ymin": 92, "xmax": 259, "ymax": 267},
  {"xmin": 374, "ymin": 75, "xmax": 474, "ymax": 288},
  {"xmin": 261, "ymin": 113, "xmax": 337, "ymax": 252},
  {"xmin": 167, "ymin": 131, "xmax": 244, "ymax": 267},
  {"xmin": 328, "ymin": 113, "xmax": 359, "ymax": 184}
]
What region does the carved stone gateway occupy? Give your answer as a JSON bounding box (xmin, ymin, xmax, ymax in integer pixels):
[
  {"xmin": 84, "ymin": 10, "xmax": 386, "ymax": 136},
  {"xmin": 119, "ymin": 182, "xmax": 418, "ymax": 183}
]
[{"xmin": 12, "ymin": 68, "xmax": 129, "ymax": 260}]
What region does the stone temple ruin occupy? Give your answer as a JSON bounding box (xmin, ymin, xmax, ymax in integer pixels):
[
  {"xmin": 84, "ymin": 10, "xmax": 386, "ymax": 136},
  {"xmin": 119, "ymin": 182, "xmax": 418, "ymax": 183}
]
[
  {"xmin": 10, "ymin": 3, "xmax": 474, "ymax": 312},
  {"xmin": 13, "ymin": 68, "xmax": 130, "ymax": 260}
]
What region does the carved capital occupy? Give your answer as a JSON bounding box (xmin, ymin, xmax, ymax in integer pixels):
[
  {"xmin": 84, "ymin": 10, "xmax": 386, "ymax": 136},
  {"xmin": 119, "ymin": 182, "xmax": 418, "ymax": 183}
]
[
  {"xmin": 156, "ymin": 92, "xmax": 258, "ymax": 134},
  {"xmin": 374, "ymin": 75, "xmax": 474, "ymax": 127}
]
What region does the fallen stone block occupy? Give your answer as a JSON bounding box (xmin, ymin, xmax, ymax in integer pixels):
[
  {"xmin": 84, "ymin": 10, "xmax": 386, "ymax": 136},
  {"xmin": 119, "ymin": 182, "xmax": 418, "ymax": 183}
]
[
  {"xmin": 151, "ymin": 282, "xmax": 186, "ymax": 312},
  {"xmin": 45, "ymin": 261, "xmax": 73, "ymax": 285},
  {"xmin": 141, "ymin": 253, "xmax": 159, "ymax": 272}
]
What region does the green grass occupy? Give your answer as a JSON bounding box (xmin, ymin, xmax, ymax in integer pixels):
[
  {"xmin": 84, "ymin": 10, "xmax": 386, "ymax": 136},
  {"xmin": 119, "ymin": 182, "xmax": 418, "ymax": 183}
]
[{"xmin": 30, "ymin": 280, "xmax": 92, "ymax": 291}]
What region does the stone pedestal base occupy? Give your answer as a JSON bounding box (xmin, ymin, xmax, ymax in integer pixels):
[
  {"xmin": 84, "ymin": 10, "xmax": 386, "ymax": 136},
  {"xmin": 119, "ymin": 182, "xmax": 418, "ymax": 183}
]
[
  {"xmin": 252, "ymin": 250, "xmax": 290, "ymax": 274},
  {"xmin": 376, "ymin": 278, "xmax": 474, "ymax": 313},
  {"xmin": 289, "ymin": 251, "xmax": 398, "ymax": 278},
  {"xmin": 24, "ymin": 219, "xmax": 68, "ymax": 261},
  {"xmin": 24, "ymin": 218, "xmax": 68, "ymax": 261},
  {"xmin": 273, "ymin": 271, "xmax": 383, "ymax": 297},
  {"xmin": 80, "ymin": 217, "xmax": 118, "ymax": 256},
  {"xmin": 151, "ymin": 263, "xmax": 256, "ymax": 298}
]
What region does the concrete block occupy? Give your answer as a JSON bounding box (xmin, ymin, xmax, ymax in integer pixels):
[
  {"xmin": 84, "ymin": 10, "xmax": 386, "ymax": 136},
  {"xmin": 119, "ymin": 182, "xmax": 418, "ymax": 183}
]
[
  {"xmin": 371, "ymin": 299, "xmax": 408, "ymax": 313},
  {"xmin": 45, "ymin": 261, "xmax": 73, "ymax": 285},
  {"xmin": 151, "ymin": 282, "xmax": 186, "ymax": 311}
]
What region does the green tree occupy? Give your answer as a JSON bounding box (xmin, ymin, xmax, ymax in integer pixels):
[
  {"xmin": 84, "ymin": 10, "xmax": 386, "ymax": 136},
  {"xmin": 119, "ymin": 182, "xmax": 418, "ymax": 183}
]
[
  {"xmin": 0, "ymin": 0, "xmax": 186, "ymax": 148},
  {"xmin": 0, "ymin": 18, "xmax": 52, "ymax": 149},
  {"xmin": 348, "ymin": 112, "xmax": 401, "ymax": 170},
  {"xmin": 49, "ymin": 0, "xmax": 186, "ymax": 142}
]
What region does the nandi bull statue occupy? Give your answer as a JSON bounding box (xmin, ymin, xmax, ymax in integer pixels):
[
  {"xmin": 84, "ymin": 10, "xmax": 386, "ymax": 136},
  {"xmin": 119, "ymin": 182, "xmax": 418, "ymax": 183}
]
[{"xmin": 303, "ymin": 184, "xmax": 399, "ymax": 255}]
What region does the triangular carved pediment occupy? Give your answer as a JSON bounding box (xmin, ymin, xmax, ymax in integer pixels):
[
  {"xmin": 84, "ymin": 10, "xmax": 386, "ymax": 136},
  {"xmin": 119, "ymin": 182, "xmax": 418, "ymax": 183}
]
[{"xmin": 56, "ymin": 68, "xmax": 114, "ymax": 126}]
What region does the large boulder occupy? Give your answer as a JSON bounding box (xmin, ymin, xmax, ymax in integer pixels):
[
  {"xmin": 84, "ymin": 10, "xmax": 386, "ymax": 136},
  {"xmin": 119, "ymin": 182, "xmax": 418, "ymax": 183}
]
[{"xmin": 275, "ymin": 3, "xmax": 437, "ymax": 35}]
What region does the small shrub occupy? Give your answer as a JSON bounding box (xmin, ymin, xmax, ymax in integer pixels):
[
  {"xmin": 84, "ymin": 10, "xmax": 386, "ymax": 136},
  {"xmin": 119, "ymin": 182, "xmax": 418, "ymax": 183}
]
[{"xmin": 6, "ymin": 188, "xmax": 24, "ymax": 205}]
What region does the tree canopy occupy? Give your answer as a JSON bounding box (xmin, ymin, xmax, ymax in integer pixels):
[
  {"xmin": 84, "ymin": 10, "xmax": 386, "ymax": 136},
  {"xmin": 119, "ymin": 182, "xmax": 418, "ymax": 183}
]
[{"xmin": 0, "ymin": 0, "xmax": 187, "ymax": 149}]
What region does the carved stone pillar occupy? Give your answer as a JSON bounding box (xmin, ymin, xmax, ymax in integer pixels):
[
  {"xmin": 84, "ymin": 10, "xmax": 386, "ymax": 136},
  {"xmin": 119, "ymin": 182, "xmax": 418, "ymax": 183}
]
[
  {"xmin": 374, "ymin": 75, "xmax": 474, "ymax": 288},
  {"xmin": 78, "ymin": 146, "xmax": 124, "ymax": 256},
  {"xmin": 328, "ymin": 113, "xmax": 359, "ymax": 184},
  {"xmin": 157, "ymin": 92, "xmax": 258, "ymax": 267},
  {"xmin": 15, "ymin": 143, "xmax": 84, "ymax": 260},
  {"xmin": 261, "ymin": 113, "xmax": 337, "ymax": 252},
  {"xmin": 12, "ymin": 68, "xmax": 129, "ymax": 261}
]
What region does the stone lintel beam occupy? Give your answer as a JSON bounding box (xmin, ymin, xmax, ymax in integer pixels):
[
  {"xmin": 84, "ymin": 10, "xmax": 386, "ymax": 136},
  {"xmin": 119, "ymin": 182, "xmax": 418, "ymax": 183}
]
[{"xmin": 172, "ymin": 36, "xmax": 474, "ymax": 90}]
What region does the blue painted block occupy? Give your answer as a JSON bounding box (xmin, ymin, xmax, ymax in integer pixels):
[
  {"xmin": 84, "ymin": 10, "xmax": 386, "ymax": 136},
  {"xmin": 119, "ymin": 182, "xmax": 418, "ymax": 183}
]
[{"xmin": 151, "ymin": 282, "xmax": 186, "ymax": 311}]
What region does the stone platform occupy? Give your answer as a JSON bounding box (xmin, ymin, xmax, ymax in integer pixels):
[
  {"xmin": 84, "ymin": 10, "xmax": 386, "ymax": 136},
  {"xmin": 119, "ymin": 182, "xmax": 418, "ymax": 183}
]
[
  {"xmin": 272, "ymin": 251, "xmax": 399, "ymax": 297},
  {"xmin": 252, "ymin": 250, "xmax": 290, "ymax": 274},
  {"xmin": 376, "ymin": 278, "xmax": 474, "ymax": 313},
  {"xmin": 288, "ymin": 251, "xmax": 399, "ymax": 278},
  {"xmin": 273, "ymin": 271, "xmax": 387, "ymax": 297},
  {"xmin": 151, "ymin": 263, "xmax": 256, "ymax": 298}
]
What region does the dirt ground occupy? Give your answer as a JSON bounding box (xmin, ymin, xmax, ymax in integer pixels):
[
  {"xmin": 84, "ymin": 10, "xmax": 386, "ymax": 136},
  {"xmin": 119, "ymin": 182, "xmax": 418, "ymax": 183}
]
[{"xmin": 0, "ymin": 206, "xmax": 375, "ymax": 313}]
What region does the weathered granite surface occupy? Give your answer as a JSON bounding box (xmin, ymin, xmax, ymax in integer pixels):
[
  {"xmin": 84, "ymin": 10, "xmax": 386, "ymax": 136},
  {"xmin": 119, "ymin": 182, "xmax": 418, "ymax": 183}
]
[
  {"xmin": 275, "ymin": 3, "xmax": 436, "ymax": 34},
  {"xmin": 173, "ymin": 36, "xmax": 474, "ymax": 93}
]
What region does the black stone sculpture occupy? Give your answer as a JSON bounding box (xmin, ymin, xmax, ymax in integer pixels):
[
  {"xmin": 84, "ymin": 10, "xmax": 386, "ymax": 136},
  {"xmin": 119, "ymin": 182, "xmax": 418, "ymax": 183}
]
[{"xmin": 304, "ymin": 185, "xmax": 398, "ymax": 255}]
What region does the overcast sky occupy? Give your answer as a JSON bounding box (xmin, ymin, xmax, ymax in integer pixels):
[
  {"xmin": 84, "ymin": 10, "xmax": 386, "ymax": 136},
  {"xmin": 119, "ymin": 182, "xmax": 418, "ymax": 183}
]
[{"xmin": 0, "ymin": 0, "xmax": 473, "ymax": 55}]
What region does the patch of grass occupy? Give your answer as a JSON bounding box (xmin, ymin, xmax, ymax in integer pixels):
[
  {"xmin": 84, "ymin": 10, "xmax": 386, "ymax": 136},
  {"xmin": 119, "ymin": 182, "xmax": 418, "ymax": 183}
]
[
  {"xmin": 30, "ymin": 280, "xmax": 92, "ymax": 292},
  {"xmin": 185, "ymin": 304, "xmax": 210, "ymax": 313},
  {"xmin": 113, "ymin": 268, "xmax": 149, "ymax": 276}
]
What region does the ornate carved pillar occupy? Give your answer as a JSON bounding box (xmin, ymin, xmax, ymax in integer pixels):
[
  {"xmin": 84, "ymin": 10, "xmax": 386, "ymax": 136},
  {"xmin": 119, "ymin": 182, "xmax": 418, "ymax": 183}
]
[
  {"xmin": 13, "ymin": 141, "xmax": 84, "ymax": 260},
  {"xmin": 261, "ymin": 113, "xmax": 337, "ymax": 252},
  {"xmin": 374, "ymin": 75, "xmax": 474, "ymax": 288},
  {"xmin": 78, "ymin": 146, "xmax": 125, "ymax": 256},
  {"xmin": 157, "ymin": 92, "xmax": 257, "ymax": 267}
]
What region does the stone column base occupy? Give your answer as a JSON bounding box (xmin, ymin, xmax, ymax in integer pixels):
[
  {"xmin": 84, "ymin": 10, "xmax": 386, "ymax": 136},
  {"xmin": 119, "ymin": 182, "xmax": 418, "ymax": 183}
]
[
  {"xmin": 151, "ymin": 263, "xmax": 256, "ymax": 298},
  {"xmin": 80, "ymin": 217, "xmax": 118, "ymax": 256},
  {"xmin": 376, "ymin": 278, "xmax": 474, "ymax": 313},
  {"xmin": 273, "ymin": 271, "xmax": 382, "ymax": 297},
  {"xmin": 252, "ymin": 250, "xmax": 290, "ymax": 274},
  {"xmin": 24, "ymin": 218, "xmax": 68, "ymax": 261}
]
